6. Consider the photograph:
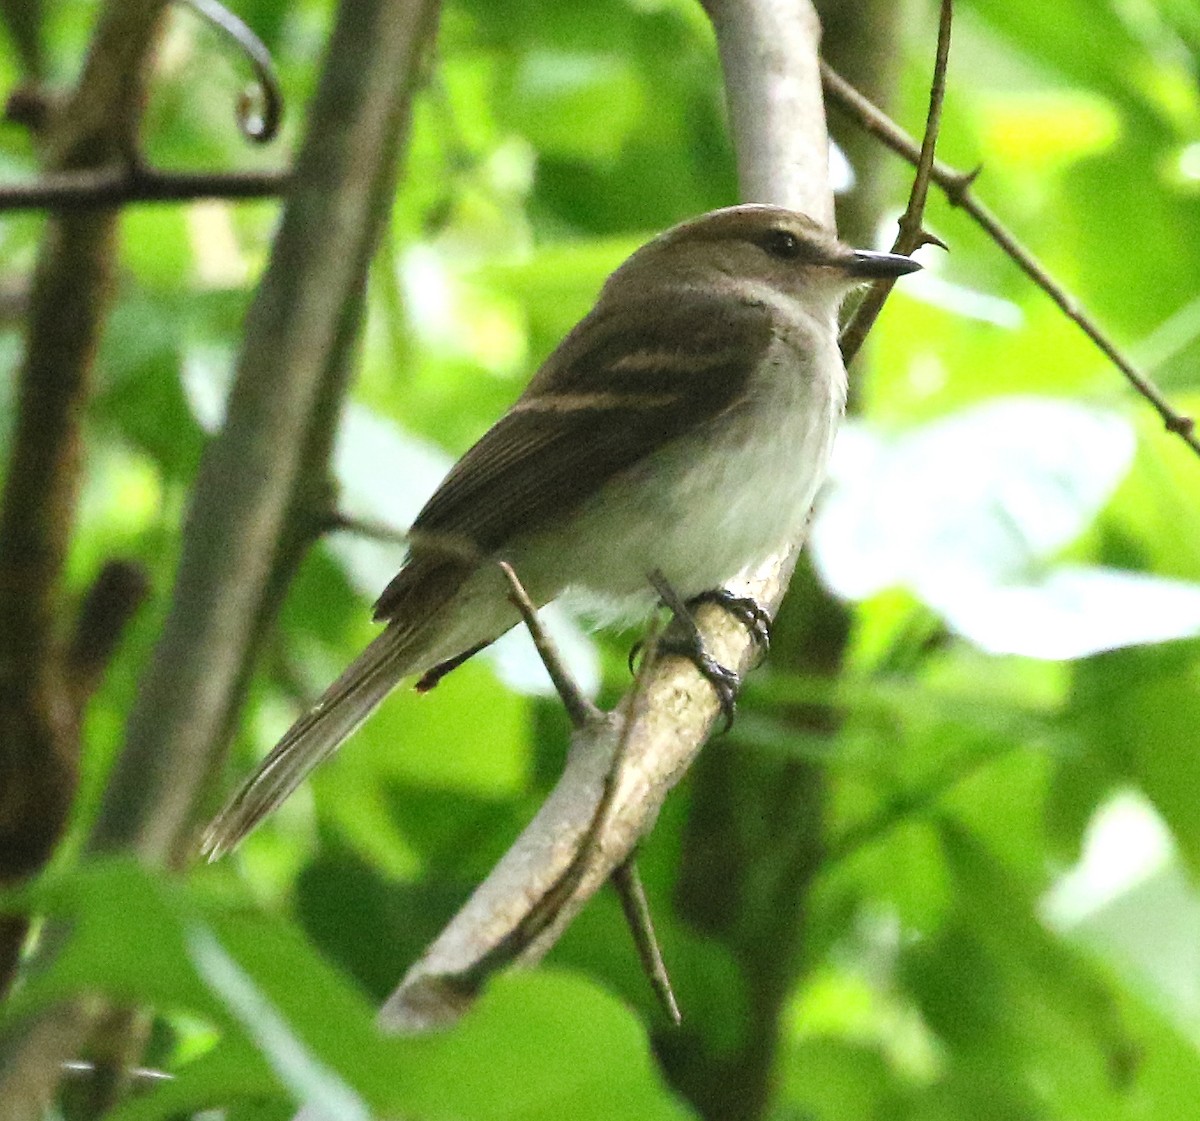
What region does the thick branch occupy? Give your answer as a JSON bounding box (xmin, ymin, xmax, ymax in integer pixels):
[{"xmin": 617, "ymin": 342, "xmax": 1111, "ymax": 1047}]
[
  {"xmin": 0, "ymin": 0, "xmax": 167, "ymax": 1000},
  {"xmin": 701, "ymin": 0, "xmax": 833, "ymax": 228},
  {"xmin": 201, "ymin": 139, "xmax": 412, "ymax": 858}
]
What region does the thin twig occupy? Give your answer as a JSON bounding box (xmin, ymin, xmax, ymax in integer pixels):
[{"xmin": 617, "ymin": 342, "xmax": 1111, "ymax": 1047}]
[
  {"xmin": 839, "ymin": 0, "xmax": 952, "ymax": 363},
  {"xmin": 611, "ymin": 858, "xmax": 681, "ymax": 1025},
  {"xmin": 179, "ymin": 0, "xmax": 284, "ymax": 143},
  {"xmin": 456, "ymin": 619, "xmax": 661, "ymax": 989},
  {"xmin": 498, "ymin": 562, "xmax": 598, "ymax": 728},
  {"xmin": 896, "ymin": 0, "xmax": 952, "ymax": 249},
  {"xmin": 499, "ymin": 563, "xmax": 677, "ymax": 1017},
  {"xmin": 825, "ymin": 739, "xmax": 1020, "ymax": 866},
  {"xmin": 822, "ymin": 59, "xmax": 1200, "ymax": 456},
  {"xmin": 0, "ymin": 164, "xmax": 289, "ymax": 211},
  {"xmin": 319, "ymin": 510, "xmax": 410, "ymax": 548}
]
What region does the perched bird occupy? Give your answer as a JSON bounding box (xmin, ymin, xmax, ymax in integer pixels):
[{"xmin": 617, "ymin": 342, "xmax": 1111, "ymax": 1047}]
[{"xmin": 201, "ymin": 204, "xmax": 919, "ymax": 859}]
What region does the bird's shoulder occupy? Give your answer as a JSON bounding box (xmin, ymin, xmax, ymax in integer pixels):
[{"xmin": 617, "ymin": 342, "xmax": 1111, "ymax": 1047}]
[{"xmin": 524, "ymin": 285, "xmax": 777, "ymax": 399}]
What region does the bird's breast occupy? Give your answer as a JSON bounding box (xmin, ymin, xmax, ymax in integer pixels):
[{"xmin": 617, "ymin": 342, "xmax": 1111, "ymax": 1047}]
[{"xmin": 495, "ymin": 308, "xmax": 846, "ymax": 626}]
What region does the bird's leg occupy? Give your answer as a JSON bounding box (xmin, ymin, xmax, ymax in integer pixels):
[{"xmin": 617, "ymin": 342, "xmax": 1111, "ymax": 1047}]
[
  {"xmin": 646, "ymin": 569, "xmax": 741, "ymax": 732},
  {"xmin": 414, "ymin": 642, "xmax": 488, "ymax": 693},
  {"xmin": 684, "ymin": 588, "xmax": 771, "ymax": 660}
]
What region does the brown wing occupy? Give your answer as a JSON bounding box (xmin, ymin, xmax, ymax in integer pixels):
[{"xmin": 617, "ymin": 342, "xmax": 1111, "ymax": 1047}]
[{"xmin": 372, "ymin": 292, "xmax": 771, "ymax": 622}]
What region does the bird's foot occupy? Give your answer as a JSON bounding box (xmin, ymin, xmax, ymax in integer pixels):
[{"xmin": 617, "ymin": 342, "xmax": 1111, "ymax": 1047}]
[
  {"xmin": 645, "ymin": 571, "xmax": 750, "ymax": 733},
  {"xmin": 658, "ymin": 626, "xmax": 741, "ymax": 732},
  {"xmin": 414, "ymin": 642, "xmax": 487, "ymax": 693},
  {"xmin": 684, "ymin": 588, "xmax": 771, "ymax": 661}
]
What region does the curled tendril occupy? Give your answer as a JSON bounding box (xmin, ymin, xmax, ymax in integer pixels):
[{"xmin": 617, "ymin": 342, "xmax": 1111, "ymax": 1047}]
[{"xmin": 179, "ymin": 0, "xmax": 283, "ymax": 144}]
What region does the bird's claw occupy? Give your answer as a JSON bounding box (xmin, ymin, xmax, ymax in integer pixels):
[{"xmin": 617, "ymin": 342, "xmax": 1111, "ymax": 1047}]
[
  {"xmin": 656, "ymin": 629, "xmax": 741, "ymax": 732},
  {"xmin": 627, "ymin": 637, "xmax": 644, "ymax": 674},
  {"xmin": 637, "ymin": 572, "xmax": 763, "ymax": 733},
  {"xmin": 685, "ymin": 589, "xmax": 771, "ymax": 660}
]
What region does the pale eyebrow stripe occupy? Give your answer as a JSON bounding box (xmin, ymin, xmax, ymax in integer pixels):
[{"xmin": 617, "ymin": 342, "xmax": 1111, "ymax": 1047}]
[{"xmin": 512, "ymin": 390, "xmax": 681, "ymax": 413}]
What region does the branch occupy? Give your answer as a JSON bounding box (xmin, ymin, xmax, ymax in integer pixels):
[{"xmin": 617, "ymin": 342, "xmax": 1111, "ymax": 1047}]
[
  {"xmin": 0, "ymin": 0, "xmax": 442, "ymax": 1109},
  {"xmin": 0, "ymin": 0, "xmax": 168, "ymax": 997},
  {"xmin": 319, "ymin": 509, "xmax": 410, "ymax": 549},
  {"xmin": 839, "ymin": 0, "xmax": 951, "ymax": 363},
  {"xmin": 0, "ymin": 559, "xmax": 147, "ymax": 1083},
  {"xmin": 821, "ymin": 60, "xmax": 1200, "ymax": 456},
  {"xmin": 0, "ymin": 3, "xmax": 170, "ymax": 1107},
  {"xmin": 498, "ymin": 562, "xmax": 598, "ymax": 728},
  {"xmin": 700, "ymin": 0, "xmax": 833, "ymax": 227},
  {"xmin": 382, "ymin": 564, "xmax": 676, "ymax": 1030},
  {"xmin": 0, "ymin": 165, "xmax": 290, "ymax": 211},
  {"xmin": 499, "ymin": 563, "xmax": 678, "ymax": 1023},
  {"xmin": 204, "ymin": 107, "xmax": 423, "ymax": 812},
  {"xmin": 179, "ymin": 0, "xmax": 284, "ymax": 143},
  {"xmin": 612, "ymin": 858, "xmax": 681, "ymax": 1026},
  {"xmin": 89, "ymin": 0, "xmax": 442, "ymax": 864}
]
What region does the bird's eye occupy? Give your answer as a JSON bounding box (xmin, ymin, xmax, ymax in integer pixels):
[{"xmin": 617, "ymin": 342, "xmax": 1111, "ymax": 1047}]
[{"xmin": 761, "ymin": 229, "xmax": 803, "ymax": 260}]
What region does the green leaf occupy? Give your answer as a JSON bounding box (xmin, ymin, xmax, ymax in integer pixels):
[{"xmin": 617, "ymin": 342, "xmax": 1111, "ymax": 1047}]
[
  {"xmin": 9, "ymin": 861, "xmax": 693, "ymax": 1120},
  {"xmin": 378, "ymin": 970, "xmax": 697, "ymax": 1121},
  {"xmin": 1068, "ymin": 640, "xmax": 1200, "ymax": 875},
  {"xmin": 3, "ymin": 860, "xmax": 217, "ymax": 1020}
]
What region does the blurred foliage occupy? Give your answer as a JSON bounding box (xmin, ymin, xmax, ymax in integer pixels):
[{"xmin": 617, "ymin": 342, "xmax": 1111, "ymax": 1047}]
[{"xmin": 3, "ymin": 0, "xmax": 1200, "ymax": 1118}]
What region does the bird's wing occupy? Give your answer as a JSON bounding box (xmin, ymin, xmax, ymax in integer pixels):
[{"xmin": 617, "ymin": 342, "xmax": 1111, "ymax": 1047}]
[{"xmin": 372, "ymin": 293, "xmax": 772, "ymax": 622}]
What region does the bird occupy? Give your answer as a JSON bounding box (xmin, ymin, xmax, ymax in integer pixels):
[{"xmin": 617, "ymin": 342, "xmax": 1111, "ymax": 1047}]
[{"xmin": 200, "ymin": 203, "xmax": 920, "ymax": 859}]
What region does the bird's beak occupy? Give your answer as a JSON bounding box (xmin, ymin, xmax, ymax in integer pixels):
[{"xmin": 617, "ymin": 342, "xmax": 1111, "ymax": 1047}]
[{"xmin": 845, "ymin": 249, "xmax": 922, "ymax": 278}]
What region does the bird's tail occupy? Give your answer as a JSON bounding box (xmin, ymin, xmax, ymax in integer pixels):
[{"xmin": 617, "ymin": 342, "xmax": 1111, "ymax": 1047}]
[{"xmin": 199, "ymin": 622, "xmax": 427, "ymax": 860}]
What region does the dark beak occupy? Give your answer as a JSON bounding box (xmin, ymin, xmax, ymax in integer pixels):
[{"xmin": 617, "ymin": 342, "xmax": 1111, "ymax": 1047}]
[{"xmin": 846, "ymin": 249, "xmax": 922, "ymax": 278}]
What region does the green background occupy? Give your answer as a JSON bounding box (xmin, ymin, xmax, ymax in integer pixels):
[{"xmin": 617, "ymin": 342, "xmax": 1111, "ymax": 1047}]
[{"xmin": 4, "ymin": 0, "xmax": 1200, "ymax": 1117}]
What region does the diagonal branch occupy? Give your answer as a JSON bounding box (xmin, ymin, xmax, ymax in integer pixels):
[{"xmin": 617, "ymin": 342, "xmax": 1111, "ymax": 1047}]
[
  {"xmin": 839, "ymin": 0, "xmax": 952, "ymax": 363},
  {"xmin": 89, "ymin": 0, "xmax": 443, "ymax": 865},
  {"xmin": 822, "ymin": 60, "xmax": 1200, "ymax": 456}
]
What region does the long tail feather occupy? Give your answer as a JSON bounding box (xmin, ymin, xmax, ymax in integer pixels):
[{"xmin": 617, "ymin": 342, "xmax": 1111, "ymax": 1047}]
[{"xmin": 200, "ymin": 623, "xmax": 424, "ymax": 860}]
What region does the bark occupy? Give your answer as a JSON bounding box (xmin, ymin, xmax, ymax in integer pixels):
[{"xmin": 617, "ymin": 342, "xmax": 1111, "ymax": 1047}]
[{"xmin": 0, "ymin": 0, "xmax": 167, "ymax": 1001}]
